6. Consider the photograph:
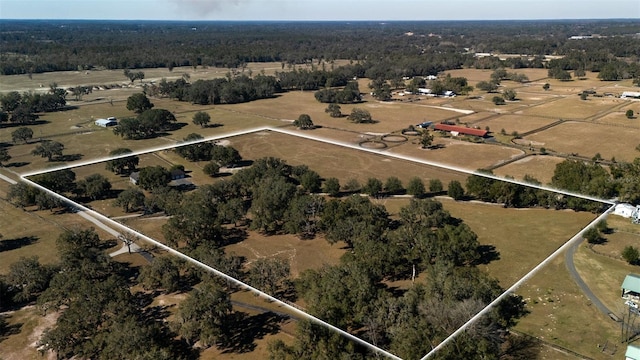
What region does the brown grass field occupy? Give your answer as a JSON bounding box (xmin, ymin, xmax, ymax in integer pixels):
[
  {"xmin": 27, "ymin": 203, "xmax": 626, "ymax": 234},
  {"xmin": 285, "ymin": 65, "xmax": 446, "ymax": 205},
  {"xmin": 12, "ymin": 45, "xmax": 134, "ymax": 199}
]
[
  {"xmin": 523, "ymin": 121, "xmax": 640, "ymax": 162},
  {"xmin": 2, "ymin": 66, "xmax": 640, "ymax": 359},
  {"xmin": 493, "ymin": 155, "xmax": 566, "ymax": 184},
  {"xmin": 227, "ymin": 130, "xmax": 469, "ymax": 185},
  {"xmin": 387, "ymin": 135, "xmax": 524, "ymax": 171},
  {"xmin": 473, "ymin": 114, "xmax": 560, "ymax": 135},
  {"xmin": 520, "ymin": 96, "xmax": 623, "ymax": 119}
]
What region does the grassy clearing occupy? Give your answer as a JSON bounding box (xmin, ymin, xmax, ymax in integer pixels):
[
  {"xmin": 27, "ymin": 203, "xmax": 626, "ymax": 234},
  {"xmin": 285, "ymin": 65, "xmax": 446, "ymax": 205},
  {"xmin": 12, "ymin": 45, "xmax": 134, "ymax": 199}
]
[
  {"xmin": 373, "ymin": 197, "xmax": 595, "ymax": 287},
  {"xmin": 524, "ymin": 121, "xmax": 640, "ymax": 162},
  {"xmin": 225, "ymin": 233, "xmax": 344, "ymax": 278},
  {"xmin": 514, "ymin": 253, "xmax": 620, "ymax": 360}
]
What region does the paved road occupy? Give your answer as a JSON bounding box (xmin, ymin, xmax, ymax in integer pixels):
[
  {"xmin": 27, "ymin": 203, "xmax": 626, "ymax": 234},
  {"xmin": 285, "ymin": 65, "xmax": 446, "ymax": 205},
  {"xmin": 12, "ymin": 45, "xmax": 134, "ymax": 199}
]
[{"xmin": 565, "ymin": 231, "xmax": 616, "ymax": 320}]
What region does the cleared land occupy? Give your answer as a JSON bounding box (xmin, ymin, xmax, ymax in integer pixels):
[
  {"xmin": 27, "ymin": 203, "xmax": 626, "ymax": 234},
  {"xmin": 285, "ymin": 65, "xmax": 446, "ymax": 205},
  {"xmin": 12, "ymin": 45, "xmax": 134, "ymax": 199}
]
[
  {"xmin": 493, "ymin": 155, "xmax": 566, "ymax": 184},
  {"xmin": 524, "ymin": 121, "xmax": 640, "ymax": 162},
  {"xmin": 473, "ymin": 114, "xmax": 560, "ymax": 135}
]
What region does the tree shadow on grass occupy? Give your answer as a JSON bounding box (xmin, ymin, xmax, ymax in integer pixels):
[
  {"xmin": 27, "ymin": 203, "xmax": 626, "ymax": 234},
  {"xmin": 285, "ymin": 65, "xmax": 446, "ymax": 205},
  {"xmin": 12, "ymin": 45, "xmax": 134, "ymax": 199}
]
[
  {"xmin": 0, "ymin": 236, "xmax": 38, "ymax": 252},
  {"xmin": 54, "ymin": 154, "xmax": 83, "ymax": 162},
  {"xmin": 4, "ymin": 161, "xmax": 30, "ymax": 168},
  {"xmin": 220, "ymin": 312, "xmax": 287, "ymax": 353},
  {"xmin": 473, "ymin": 244, "xmax": 501, "ymax": 265},
  {"xmin": 0, "ymin": 316, "xmax": 23, "ymax": 341},
  {"xmin": 223, "ymin": 227, "xmax": 248, "ymax": 246}
]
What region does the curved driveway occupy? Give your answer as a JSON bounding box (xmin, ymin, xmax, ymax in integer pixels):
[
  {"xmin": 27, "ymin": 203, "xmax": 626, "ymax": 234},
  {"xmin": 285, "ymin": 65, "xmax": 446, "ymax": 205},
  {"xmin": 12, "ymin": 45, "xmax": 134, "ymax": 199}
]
[{"xmin": 565, "ymin": 228, "xmax": 616, "ymax": 320}]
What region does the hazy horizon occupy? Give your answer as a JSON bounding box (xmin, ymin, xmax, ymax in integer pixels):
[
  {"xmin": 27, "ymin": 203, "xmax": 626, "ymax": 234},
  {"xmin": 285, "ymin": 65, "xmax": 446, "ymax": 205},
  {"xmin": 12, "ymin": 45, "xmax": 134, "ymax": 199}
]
[{"xmin": 2, "ymin": 0, "xmax": 639, "ymax": 21}]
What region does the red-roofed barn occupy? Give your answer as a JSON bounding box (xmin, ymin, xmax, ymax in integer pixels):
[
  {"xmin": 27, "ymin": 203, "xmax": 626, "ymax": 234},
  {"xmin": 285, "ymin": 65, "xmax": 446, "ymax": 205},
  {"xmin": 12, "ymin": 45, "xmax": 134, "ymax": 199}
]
[{"xmin": 433, "ymin": 124, "xmax": 488, "ymax": 137}]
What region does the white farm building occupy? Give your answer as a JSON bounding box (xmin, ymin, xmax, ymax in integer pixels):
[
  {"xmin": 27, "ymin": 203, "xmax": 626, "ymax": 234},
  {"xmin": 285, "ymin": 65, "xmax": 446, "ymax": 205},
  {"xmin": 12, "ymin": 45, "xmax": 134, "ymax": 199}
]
[
  {"xmin": 614, "ymin": 204, "xmax": 638, "ymax": 218},
  {"xmin": 621, "ymin": 92, "xmax": 640, "ymax": 99},
  {"xmin": 95, "ymin": 117, "xmax": 118, "ymax": 127}
]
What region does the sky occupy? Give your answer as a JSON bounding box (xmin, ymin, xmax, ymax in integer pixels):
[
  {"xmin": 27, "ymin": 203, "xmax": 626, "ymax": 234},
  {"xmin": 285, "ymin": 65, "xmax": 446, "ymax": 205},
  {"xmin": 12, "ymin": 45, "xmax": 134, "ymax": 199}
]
[{"xmin": 1, "ymin": 0, "xmax": 639, "ymax": 21}]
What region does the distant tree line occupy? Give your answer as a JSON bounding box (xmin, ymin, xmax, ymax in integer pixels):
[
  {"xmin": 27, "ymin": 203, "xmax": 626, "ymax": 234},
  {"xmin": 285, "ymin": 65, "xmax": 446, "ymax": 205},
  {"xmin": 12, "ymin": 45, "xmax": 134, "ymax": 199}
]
[{"xmin": 2, "ymin": 20, "xmax": 638, "ymax": 86}]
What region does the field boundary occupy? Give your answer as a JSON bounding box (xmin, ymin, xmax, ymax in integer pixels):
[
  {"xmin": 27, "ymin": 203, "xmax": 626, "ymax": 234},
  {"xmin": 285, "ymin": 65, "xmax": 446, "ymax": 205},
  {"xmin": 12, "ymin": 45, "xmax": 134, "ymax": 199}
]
[{"xmin": 15, "ymin": 126, "xmax": 617, "ymax": 360}]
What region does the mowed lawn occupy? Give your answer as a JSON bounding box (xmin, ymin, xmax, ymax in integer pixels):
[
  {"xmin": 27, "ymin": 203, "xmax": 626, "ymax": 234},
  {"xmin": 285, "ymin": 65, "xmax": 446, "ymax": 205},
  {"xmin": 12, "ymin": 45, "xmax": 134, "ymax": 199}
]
[{"xmin": 523, "ymin": 121, "xmax": 640, "ymax": 162}]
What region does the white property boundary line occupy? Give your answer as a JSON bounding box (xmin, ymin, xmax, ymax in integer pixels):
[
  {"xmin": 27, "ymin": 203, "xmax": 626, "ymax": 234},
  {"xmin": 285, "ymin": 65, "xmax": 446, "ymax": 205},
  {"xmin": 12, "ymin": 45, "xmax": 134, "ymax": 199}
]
[
  {"xmin": 20, "ymin": 177, "xmax": 403, "ymax": 360},
  {"xmin": 17, "ymin": 126, "xmax": 616, "ymax": 360}
]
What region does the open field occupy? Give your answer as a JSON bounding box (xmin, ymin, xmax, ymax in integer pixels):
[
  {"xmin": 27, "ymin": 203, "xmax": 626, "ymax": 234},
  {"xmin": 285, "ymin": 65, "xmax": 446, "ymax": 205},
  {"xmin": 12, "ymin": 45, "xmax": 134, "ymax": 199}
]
[
  {"xmin": 595, "ymin": 104, "xmax": 640, "ymax": 128},
  {"xmin": 0, "ymin": 199, "xmax": 64, "ymax": 274},
  {"xmin": 387, "ymin": 135, "xmax": 524, "ymax": 171},
  {"xmin": 524, "ymin": 121, "xmax": 640, "ymax": 162},
  {"xmin": 514, "ymin": 252, "xmax": 620, "ymax": 360},
  {"xmin": 521, "ymin": 96, "xmax": 623, "ymax": 119},
  {"xmin": 227, "ymin": 130, "xmax": 469, "ymax": 185},
  {"xmin": 441, "ymin": 199, "xmax": 596, "ymax": 287},
  {"xmin": 473, "ymin": 114, "xmax": 560, "ymax": 135},
  {"xmin": 443, "ymin": 68, "xmax": 549, "ymax": 84},
  {"xmin": 493, "ymin": 155, "xmax": 566, "ymax": 184}
]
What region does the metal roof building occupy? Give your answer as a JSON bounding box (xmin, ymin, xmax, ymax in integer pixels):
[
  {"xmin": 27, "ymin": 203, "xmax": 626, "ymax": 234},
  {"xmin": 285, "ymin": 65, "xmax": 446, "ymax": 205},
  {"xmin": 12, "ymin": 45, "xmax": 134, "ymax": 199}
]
[
  {"xmin": 626, "ymin": 344, "xmax": 640, "ymax": 360},
  {"xmin": 433, "ymin": 123, "xmax": 488, "ymax": 137},
  {"xmin": 622, "ymin": 274, "xmax": 640, "ymax": 298},
  {"xmin": 95, "ymin": 118, "xmax": 118, "ymax": 127}
]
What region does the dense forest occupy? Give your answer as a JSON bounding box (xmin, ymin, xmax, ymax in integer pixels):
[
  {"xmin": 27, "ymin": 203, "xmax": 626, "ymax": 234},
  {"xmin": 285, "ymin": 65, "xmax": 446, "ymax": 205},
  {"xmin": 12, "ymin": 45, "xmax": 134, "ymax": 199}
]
[{"xmin": 1, "ymin": 20, "xmax": 639, "ymax": 80}]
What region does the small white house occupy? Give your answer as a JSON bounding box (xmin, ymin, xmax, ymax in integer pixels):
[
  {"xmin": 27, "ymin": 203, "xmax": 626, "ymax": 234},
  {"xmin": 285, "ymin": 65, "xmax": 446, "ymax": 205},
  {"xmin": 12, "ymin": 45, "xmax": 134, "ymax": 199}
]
[
  {"xmin": 418, "ymin": 88, "xmax": 432, "ymax": 95},
  {"xmin": 95, "ymin": 118, "xmax": 117, "ymax": 127},
  {"xmin": 614, "ymin": 204, "xmax": 638, "ymax": 218},
  {"xmin": 426, "ymin": 75, "xmax": 437, "ymax": 80},
  {"xmin": 444, "ymin": 91, "xmax": 456, "ymax": 97}
]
